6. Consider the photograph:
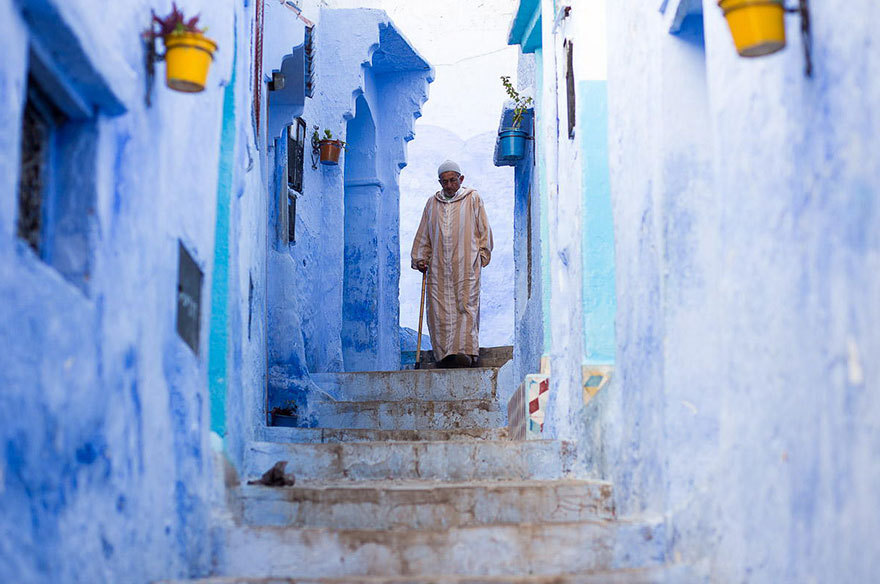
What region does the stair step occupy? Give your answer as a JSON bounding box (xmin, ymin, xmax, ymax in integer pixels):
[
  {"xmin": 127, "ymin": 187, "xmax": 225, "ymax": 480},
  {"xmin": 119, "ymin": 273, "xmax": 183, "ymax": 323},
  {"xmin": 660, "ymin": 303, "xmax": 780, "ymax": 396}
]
[
  {"xmin": 256, "ymin": 426, "xmax": 507, "ymax": 443},
  {"xmin": 302, "ymin": 398, "xmax": 502, "ymax": 431},
  {"xmin": 158, "ymin": 563, "xmax": 699, "ymax": 583},
  {"xmin": 310, "ymin": 368, "xmax": 500, "ymax": 402},
  {"xmin": 244, "ymin": 440, "xmax": 582, "ymax": 482},
  {"xmin": 236, "ymin": 479, "xmax": 614, "ymax": 529},
  {"xmin": 211, "ymin": 518, "xmax": 666, "ymax": 578},
  {"xmin": 401, "ymin": 346, "xmax": 514, "ymax": 370}
]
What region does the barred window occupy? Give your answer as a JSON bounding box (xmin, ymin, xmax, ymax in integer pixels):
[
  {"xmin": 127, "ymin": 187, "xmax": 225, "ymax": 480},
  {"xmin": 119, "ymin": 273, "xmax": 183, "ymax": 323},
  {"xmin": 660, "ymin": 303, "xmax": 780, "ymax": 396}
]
[
  {"xmin": 565, "ymin": 40, "xmax": 576, "ymax": 139},
  {"xmin": 17, "ymin": 80, "xmax": 64, "ymax": 254},
  {"xmin": 287, "ymin": 118, "xmax": 305, "ymax": 193}
]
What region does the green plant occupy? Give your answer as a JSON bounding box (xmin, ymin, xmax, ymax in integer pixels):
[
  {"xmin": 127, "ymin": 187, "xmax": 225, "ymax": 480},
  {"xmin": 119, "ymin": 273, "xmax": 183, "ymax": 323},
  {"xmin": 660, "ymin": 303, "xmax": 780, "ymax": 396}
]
[
  {"xmin": 144, "ymin": 2, "xmax": 205, "ymax": 41},
  {"xmin": 500, "ymin": 75, "xmax": 533, "ymax": 130},
  {"xmin": 312, "ymin": 126, "xmax": 345, "ymax": 147}
]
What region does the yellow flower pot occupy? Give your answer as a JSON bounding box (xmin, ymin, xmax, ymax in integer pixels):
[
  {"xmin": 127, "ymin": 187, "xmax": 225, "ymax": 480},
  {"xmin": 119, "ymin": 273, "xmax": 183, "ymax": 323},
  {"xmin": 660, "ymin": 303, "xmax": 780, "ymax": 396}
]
[
  {"xmin": 163, "ymin": 32, "xmax": 218, "ymax": 93},
  {"xmin": 718, "ymin": 0, "xmax": 786, "ymax": 57}
]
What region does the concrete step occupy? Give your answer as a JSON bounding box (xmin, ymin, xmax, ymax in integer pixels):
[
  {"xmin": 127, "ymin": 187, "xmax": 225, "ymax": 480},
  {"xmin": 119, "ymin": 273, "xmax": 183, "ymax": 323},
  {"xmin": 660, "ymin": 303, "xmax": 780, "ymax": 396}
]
[
  {"xmin": 303, "ymin": 398, "xmax": 502, "ymax": 431},
  {"xmin": 244, "ymin": 440, "xmax": 582, "ymax": 483},
  {"xmin": 158, "ymin": 563, "xmax": 700, "ymax": 583},
  {"xmin": 211, "ymin": 518, "xmax": 666, "ymax": 579},
  {"xmin": 311, "ymin": 368, "xmax": 500, "ymax": 402},
  {"xmin": 401, "ymin": 346, "xmax": 513, "ymax": 370},
  {"xmin": 236, "ymin": 478, "xmax": 614, "ymax": 529},
  {"xmin": 256, "ymin": 426, "xmax": 507, "ymax": 444}
]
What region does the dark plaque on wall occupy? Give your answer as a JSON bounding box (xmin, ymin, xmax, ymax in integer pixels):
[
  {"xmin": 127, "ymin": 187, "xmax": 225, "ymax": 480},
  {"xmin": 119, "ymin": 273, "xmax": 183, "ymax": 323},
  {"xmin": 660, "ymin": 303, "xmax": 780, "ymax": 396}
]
[{"xmin": 176, "ymin": 241, "xmax": 203, "ymax": 355}]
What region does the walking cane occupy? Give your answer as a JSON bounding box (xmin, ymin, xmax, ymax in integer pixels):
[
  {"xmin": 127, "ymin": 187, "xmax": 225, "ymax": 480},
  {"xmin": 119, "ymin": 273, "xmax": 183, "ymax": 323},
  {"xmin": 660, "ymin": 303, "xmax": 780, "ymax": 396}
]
[{"xmin": 415, "ymin": 268, "xmax": 427, "ymax": 369}]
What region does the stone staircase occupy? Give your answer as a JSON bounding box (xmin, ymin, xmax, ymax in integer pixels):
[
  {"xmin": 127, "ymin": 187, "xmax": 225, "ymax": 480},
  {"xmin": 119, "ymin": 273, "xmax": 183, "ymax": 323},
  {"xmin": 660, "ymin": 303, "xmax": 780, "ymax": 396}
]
[{"xmin": 160, "ymin": 365, "xmax": 686, "ymax": 583}]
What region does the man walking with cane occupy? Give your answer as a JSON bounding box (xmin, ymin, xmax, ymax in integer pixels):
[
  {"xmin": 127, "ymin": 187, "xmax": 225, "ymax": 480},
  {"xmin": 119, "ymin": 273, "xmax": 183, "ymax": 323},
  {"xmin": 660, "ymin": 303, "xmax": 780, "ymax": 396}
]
[{"xmin": 411, "ymin": 160, "xmax": 493, "ymax": 368}]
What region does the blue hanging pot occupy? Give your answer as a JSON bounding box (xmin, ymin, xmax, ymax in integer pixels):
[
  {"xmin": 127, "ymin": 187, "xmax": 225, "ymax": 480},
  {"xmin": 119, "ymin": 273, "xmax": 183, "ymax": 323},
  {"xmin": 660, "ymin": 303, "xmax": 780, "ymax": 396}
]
[{"xmin": 499, "ymin": 128, "xmax": 529, "ymax": 161}]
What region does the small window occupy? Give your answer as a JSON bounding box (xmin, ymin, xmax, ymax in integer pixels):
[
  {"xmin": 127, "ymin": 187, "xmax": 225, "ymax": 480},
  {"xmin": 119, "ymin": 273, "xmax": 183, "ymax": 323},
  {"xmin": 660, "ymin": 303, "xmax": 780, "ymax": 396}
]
[
  {"xmin": 565, "ymin": 40, "xmax": 576, "ymax": 139},
  {"xmin": 304, "ymin": 26, "xmax": 316, "ymax": 98},
  {"xmin": 526, "ymin": 186, "xmax": 533, "ymax": 299},
  {"xmin": 287, "ymin": 194, "xmax": 296, "ymax": 244},
  {"xmin": 287, "ymin": 118, "xmax": 306, "ymax": 193},
  {"xmin": 17, "ymin": 81, "xmax": 63, "ymax": 254}
]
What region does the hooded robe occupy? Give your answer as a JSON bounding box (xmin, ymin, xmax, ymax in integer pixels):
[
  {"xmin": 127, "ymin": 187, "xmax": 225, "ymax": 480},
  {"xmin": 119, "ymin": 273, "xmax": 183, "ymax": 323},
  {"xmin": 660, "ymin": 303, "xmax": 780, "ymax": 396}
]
[{"xmin": 411, "ymin": 187, "xmax": 493, "ymax": 361}]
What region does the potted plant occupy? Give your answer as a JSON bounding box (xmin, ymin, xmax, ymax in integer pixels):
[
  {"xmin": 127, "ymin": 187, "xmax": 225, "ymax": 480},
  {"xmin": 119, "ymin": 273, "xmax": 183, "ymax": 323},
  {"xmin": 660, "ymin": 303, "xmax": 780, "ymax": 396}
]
[
  {"xmin": 717, "ymin": 0, "xmax": 785, "ymax": 57},
  {"xmin": 145, "ymin": 3, "xmax": 218, "ymax": 93},
  {"xmin": 498, "ymin": 75, "xmax": 533, "ymax": 161},
  {"xmin": 313, "ymin": 127, "xmax": 345, "ymax": 166}
]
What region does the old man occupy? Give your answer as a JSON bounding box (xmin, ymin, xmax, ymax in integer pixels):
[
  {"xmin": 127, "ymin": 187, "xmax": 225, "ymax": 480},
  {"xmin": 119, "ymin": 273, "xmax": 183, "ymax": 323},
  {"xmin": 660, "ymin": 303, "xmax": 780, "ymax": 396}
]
[{"xmin": 411, "ymin": 160, "xmax": 493, "ymax": 368}]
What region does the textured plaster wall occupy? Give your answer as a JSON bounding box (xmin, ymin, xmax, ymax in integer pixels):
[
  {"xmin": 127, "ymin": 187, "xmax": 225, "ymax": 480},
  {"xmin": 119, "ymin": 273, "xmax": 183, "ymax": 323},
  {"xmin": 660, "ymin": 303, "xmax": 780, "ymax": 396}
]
[
  {"xmin": 0, "ymin": 0, "xmax": 237, "ymax": 581},
  {"xmin": 508, "ymin": 55, "xmax": 545, "ymax": 386},
  {"xmin": 596, "ymin": 0, "xmax": 880, "ymax": 580}
]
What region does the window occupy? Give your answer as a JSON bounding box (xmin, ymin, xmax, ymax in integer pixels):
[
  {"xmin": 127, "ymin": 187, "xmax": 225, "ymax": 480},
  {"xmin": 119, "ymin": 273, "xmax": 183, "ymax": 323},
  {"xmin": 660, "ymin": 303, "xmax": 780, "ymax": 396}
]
[
  {"xmin": 287, "ymin": 194, "xmax": 296, "ymax": 244},
  {"xmin": 16, "ymin": 64, "xmax": 98, "ymax": 292},
  {"xmin": 304, "ymin": 25, "xmax": 315, "ymax": 98},
  {"xmin": 17, "ymin": 80, "xmax": 63, "ymax": 254},
  {"xmin": 565, "ymin": 40, "xmax": 576, "ymax": 139},
  {"xmin": 287, "ymin": 118, "xmax": 305, "ymax": 193},
  {"xmin": 527, "ymin": 186, "xmax": 533, "ymax": 299}
]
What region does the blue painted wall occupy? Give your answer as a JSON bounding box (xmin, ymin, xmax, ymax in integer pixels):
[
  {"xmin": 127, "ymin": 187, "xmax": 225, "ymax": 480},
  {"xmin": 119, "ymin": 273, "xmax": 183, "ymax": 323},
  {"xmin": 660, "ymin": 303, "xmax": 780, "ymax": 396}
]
[
  {"xmin": 588, "ymin": 0, "xmax": 880, "ymax": 580},
  {"xmin": 0, "ymin": 0, "xmax": 431, "ymax": 580},
  {"xmin": 579, "ymin": 80, "xmax": 615, "ymax": 365},
  {"xmin": 0, "ymin": 0, "xmax": 239, "ymax": 580}
]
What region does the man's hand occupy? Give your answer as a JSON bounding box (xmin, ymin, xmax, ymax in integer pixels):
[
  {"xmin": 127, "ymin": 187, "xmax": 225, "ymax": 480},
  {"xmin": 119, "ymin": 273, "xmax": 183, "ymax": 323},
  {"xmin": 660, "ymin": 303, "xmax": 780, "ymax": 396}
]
[{"xmin": 416, "ymin": 260, "xmax": 429, "ymax": 273}]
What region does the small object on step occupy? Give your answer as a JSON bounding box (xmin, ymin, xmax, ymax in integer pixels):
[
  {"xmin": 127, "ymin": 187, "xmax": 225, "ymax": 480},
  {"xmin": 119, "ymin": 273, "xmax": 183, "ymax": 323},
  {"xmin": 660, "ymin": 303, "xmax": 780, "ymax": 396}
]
[{"xmin": 247, "ymin": 460, "xmax": 295, "ymax": 487}]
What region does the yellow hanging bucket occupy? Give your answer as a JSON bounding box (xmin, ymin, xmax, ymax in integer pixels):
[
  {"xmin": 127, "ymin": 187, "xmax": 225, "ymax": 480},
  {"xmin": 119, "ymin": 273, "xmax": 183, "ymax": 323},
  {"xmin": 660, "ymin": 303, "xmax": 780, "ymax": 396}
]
[
  {"xmin": 718, "ymin": 0, "xmax": 786, "ymax": 57},
  {"xmin": 163, "ymin": 32, "xmax": 218, "ymax": 93}
]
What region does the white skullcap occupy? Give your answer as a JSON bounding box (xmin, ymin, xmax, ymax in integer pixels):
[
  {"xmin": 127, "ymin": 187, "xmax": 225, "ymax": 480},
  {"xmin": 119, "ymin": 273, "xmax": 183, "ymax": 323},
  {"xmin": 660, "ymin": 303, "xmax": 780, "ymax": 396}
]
[{"xmin": 437, "ymin": 160, "xmax": 462, "ymax": 177}]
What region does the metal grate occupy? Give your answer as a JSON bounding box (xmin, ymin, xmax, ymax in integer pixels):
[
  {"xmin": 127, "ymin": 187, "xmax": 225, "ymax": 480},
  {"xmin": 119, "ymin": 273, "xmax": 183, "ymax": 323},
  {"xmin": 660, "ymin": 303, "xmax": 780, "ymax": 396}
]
[
  {"xmin": 287, "ymin": 194, "xmax": 296, "ymax": 244},
  {"xmin": 253, "ymin": 0, "xmax": 265, "ymax": 139},
  {"xmin": 17, "ymin": 96, "xmax": 50, "ymax": 253},
  {"xmin": 287, "ymin": 118, "xmax": 305, "ymax": 193},
  {"xmin": 565, "ymin": 40, "xmax": 576, "ymax": 139},
  {"xmin": 526, "ymin": 186, "xmax": 532, "ymax": 299},
  {"xmin": 304, "ymin": 25, "xmax": 315, "ymax": 98}
]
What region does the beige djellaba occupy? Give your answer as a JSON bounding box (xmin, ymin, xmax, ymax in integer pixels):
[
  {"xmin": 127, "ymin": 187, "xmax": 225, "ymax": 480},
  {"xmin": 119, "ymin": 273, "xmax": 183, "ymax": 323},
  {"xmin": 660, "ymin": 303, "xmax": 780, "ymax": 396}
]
[{"xmin": 411, "ymin": 187, "xmax": 493, "ymax": 361}]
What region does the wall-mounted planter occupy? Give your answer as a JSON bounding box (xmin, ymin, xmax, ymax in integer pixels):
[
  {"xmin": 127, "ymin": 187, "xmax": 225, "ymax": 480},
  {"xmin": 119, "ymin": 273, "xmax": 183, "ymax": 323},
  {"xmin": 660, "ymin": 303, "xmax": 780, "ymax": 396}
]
[
  {"xmin": 498, "ymin": 128, "xmax": 530, "ymax": 161},
  {"xmin": 164, "ymin": 32, "xmax": 218, "ymax": 93},
  {"xmin": 718, "ymin": 0, "xmax": 785, "ymax": 57},
  {"xmin": 318, "ymin": 139, "xmax": 343, "ymax": 165}
]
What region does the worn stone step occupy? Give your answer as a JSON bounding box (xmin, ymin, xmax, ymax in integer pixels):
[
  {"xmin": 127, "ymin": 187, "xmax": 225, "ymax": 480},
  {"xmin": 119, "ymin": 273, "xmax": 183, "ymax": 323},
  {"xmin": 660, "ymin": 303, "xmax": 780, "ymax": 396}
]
[
  {"xmin": 244, "ymin": 440, "xmax": 582, "ymax": 483},
  {"xmin": 236, "ymin": 478, "xmax": 614, "ymax": 529},
  {"xmin": 311, "ymin": 368, "xmax": 500, "ymax": 402},
  {"xmin": 302, "ymin": 398, "xmax": 502, "ymax": 431},
  {"xmin": 157, "ymin": 563, "xmax": 700, "ymax": 583},
  {"xmin": 211, "ymin": 518, "xmax": 666, "ymax": 578},
  {"xmin": 256, "ymin": 426, "xmax": 507, "ymax": 444},
  {"xmin": 401, "ymin": 346, "xmax": 514, "ymax": 370}
]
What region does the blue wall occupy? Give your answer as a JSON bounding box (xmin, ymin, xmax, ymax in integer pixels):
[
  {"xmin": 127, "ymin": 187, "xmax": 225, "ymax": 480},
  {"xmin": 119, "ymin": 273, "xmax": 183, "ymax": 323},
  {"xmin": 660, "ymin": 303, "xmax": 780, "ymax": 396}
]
[
  {"xmin": 592, "ymin": 0, "xmax": 880, "ymax": 580},
  {"xmin": 579, "ymin": 80, "xmax": 615, "ymax": 365},
  {"xmin": 0, "ymin": 1, "xmax": 432, "ymax": 580},
  {"xmin": 0, "ymin": 0, "xmax": 240, "ymax": 580}
]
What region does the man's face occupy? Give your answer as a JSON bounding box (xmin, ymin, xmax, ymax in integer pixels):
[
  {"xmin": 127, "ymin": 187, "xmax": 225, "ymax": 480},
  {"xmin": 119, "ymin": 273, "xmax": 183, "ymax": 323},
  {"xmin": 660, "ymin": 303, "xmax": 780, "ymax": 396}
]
[{"xmin": 439, "ymin": 171, "xmax": 463, "ymax": 197}]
